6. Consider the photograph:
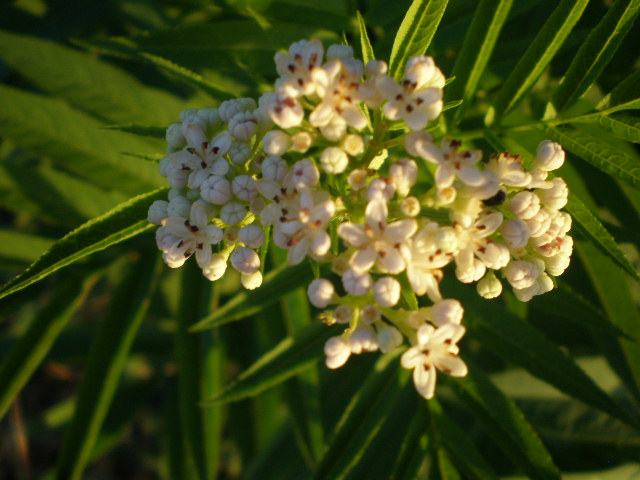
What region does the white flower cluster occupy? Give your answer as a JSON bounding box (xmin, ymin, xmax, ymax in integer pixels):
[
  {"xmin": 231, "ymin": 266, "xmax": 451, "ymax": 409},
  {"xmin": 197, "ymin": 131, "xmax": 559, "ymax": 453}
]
[{"xmin": 148, "ymin": 38, "xmax": 573, "ymax": 400}]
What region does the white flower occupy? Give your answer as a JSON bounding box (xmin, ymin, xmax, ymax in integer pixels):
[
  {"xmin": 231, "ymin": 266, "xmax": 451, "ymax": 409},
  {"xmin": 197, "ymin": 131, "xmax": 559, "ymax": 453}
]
[
  {"xmin": 337, "ymin": 199, "xmax": 417, "ymax": 274},
  {"xmin": 348, "ymin": 169, "xmax": 368, "ymax": 191},
  {"xmin": 166, "ymin": 123, "xmax": 185, "ymax": 149},
  {"xmin": 156, "ymin": 201, "xmax": 222, "ymax": 269},
  {"xmin": 401, "ymin": 323, "xmax": 467, "ymax": 399},
  {"xmin": 238, "ymin": 225, "xmax": 265, "ymax": 249},
  {"xmin": 403, "ymin": 223, "xmax": 452, "ymax": 300},
  {"xmin": 232, "ymin": 175, "xmax": 258, "ymax": 202},
  {"xmin": 342, "ymin": 268, "xmax": 373, "ymax": 296},
  {"xmin": 275, "ymin": 38, "xmax": 324, "ymax": 98},
  {"xmin": 485, "ymin": 152, "xmax": 530, "ymax": 187},
  {"xmin": 373, "ymin": 277, "xmax": 401, "ymax": 307},
  {"xmin": 228, "ymin": 111, "xmax": 258, "ymax": 141},
  {"xmin": 537, "ymin": 177, "xmax": 568, "ymax": 209},
  {"xmin": 500, "ymin": 218, "xmax": 530, "ymax": 249},
  {"xmin": 401, "ymin": 196, "xmax": 421, "ymax": 217},
  {"xmin": 431, "ymin": 299, "xmax": 463, "ymax": 326},
  {"xmin": 366, "ymin": 178, "xmax": 396, "ymax": 202},
  {"xmin": 378, "ymin": 55, "xmax": 444, "ymax": 130},
  {"xmin": 201, "ymin": 176, "xmax": 232, "ymax": 205},
  {"xmin": 197, "ymin": 107, "xmax": 221, "ymax": 132},
  {"xmin": 202, "ymin": 254, "xmax": 228, "ymax": 281},
  {"xmin": 509, "ymin": 191, "xmax": 540, "ymax": 220},
  {"xmin": 360, "ymin": 59, "xmax": 388, "ymax": 107},
  {"xmin": 220, "ymin": 201, "xmax": 247, "ymax": 226},
  {"xmin": 320, "ymin": 146, "xmax": 349, "ymax": 174},
  {"xmin": 262, "ymin": 156, "xmax": 289, "ymax": 183},
  {"xmin": 389, "ymin": 158, "xmax": 418, "ymax": 197},
  {"xmin": 504, "ymin": 260, "xmax": 539, "ymax": 289},
  {"xmin": 533, "ymin": 140, "xmax": 565, "ymax": 171},
  {"xmin": 260, "ymin": 92, "xmax": 304, "ymax": 129},
  {"xmin": 324, "ymin": 335, "xmax": 351, "ymax": 369},
  {"xmin": 513, "ymin": 272, "xmax": 554, "ymax": 302},
  {"xmin": 307, "ymin": 278, "xmax": 335, "ymax": 308},
  {"xmin": 167, "ymin": 195, "xmax": 191, "ymax": 219},
  {"xmin": 477, "ymin": 274, "xmax": 503, "ymax": 299},
  {"xmin": 230, "ymin": 246, "xmax": 260, "ymax": 274},
  {"xmin": 377, "ymin": 324, "xmax": 403, "ymax": 353},
  {"xmin": 219, "ymin": 98, "xmax": 256, "ymax": 123},
  {"xmin": 263, "ymin": 130, "xmax": 292, "ymax": 156},
  {"xmin": 289, "ymin": 158, "xmax": 320, "ymax": 189},
  {"xmin": 148, "ymin": 200, "xmax": 169, "ymax": 225}
]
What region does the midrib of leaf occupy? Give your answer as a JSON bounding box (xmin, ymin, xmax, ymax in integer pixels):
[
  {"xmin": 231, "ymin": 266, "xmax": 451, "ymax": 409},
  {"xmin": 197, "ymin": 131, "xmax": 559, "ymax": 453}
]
[
  {"xmin": 486, "ymin": 0, "xmax": 589, "ymax": 125},
  {"xmin": 550, "ymin": 0, "xmax": 640, "ymax": 114},
  {"xmin": 388, "ymin": 0, "xmax": 450, "ymax": 80},
  {"xmin": 445, "ymin": 0, "xmax": 514, "ymax": 129},
  {"xmin": 573, "ymin": 114, "xmax": 640, "ymax": 144}
]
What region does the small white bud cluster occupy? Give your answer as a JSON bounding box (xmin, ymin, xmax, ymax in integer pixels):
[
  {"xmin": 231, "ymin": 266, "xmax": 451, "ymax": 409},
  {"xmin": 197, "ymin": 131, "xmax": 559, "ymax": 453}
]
[{"xmin": 149, "ymin": 38, "xmax": 574, "ymax": 400}]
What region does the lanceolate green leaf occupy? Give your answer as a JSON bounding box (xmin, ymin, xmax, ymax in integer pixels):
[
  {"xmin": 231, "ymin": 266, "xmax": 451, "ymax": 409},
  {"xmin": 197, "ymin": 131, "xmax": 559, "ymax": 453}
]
[
  {"xmin": 598, "ymin": 69, "xmax": 640, "ymax": 111},
  {"xmin": 541, "ymin": 125, "xmax": 640, "ymax": 191},
  {"xmin": 313, "ymin": 353, "xmax": 405, "ymax": 480},
  {"xmin": 103, "ymin": 124, "xmax": 167, "ymax": 139},
  {"xmin": 565, "ymin": 193, "xmax": 640, "ymax": 281},
  {"xmin": 0, "ymin": 85, "xmax": 161, "ymax": 194},
  {"xmin": 448, "ymin": 366, "xmax": 561, "ymax": 480},
  {"xmin": 55, "ymin": 253, "xmax": 157, "ymax": 480},
  {"xmin": 388, "ymin": 0, "xmax": 450, "ymax": 80},
  {"xmin": 207, "ymin": 322, "xmax": 335, "ymax": 404},
  {"xmin": 0, "ymin": 230, "xmax": 54, "ymax": 268},
  {"xmin": 577, "ymin": 241, "xmax": 640, "ymax": 405},
  {"xmin": 356, "ymin": 11, "xmax": 375, "ymax": 65},
  {"xmin": 0, "ymin": 29, "xmax": 185, "ymax": 125},
  {"xmin": 573, "ymin": 113, "xmax": 640, "ymax": 144},
  {"xmin": 550, "ymin": 0, "xmax": 640, "ymax": 114},
  {"xmin": 445, "ymin": 0, "xmax": 514, "ymax": 128},
  {"xmin": 486, "ymin": 0, "xmax": 589, "ymax": 125},
  {"xmin": 190, "ymin": 262, "xmax": 320, "ymax": 330},
  {"xmin": 0, "ymin": 188, "xmax": 168, "ymax": 301},
  {"xmin": 0, "ymin": 275, "xmax": 95, "ymax": 419}
]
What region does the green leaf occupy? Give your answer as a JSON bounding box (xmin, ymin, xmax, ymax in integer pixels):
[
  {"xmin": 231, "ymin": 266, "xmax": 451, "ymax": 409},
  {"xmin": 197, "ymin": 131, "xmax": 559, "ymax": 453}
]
[
  {"xmin": 540, "ymin": 125, "xmax": 640, "ymax": 191},
  {"xmin": 0, "ymin": 28, "xmax": 185, "ymax": 125},
  {"xmin": 445, "ymin": 0, "xmax": 514, "ymax": 128},
  {"xmin": 434, "ymin": 448, "xmax": 462, "ymax": 480},
  {"xmin": 207, "ymin": 322, "xmax": 334, "ymax": 404},
  {"xmin": 550, "ymin": 0, "xmax": 640, "ymax": 114},
  {"xmin": 190, "ymin": 261, "xmax": 320, "ymax": 330},
  {"xmin": 388, "ymin": 0, "xmax": 450, "ymax": 80},
  {"xmin": 459, "ymin": 295, "xmax": 636, "ymax": 427},
  {"xmin": 448, "ymin": 365, "xmax": 561, "ymax": 480},
  {"xmin": 0, "ymin": 230, "xmax": 54, "ymax": 269},
  {"xmin": 486, "ymin": 0, "xmax": 589, "ymax": 125},
  {"xmin": 103, "ymin": 124, "xmax": 167, "ymax": 139},
  {"xmin": 388, "ymin": 404, "xmax": 430, "ymax": 480},
  {"xmin": 0, "ymin": 275, "xmax": 94, "ymax": 419},
  {"xmin": 598, "ymin": 69, "xmax": 640, "ymax": 111},
  {"xmin": 573, "ymin": 113, "xmax": 640, "ymax": 144},
  {"xmin": 565, "ymin": 192, "xmax": 640, "ymax": 281},
  {"xmin": 55, "ymin": 252, "xmax": 157, "ymax": 480},
  {"xmin": 0, "ymin": 188, "xmax": 168, "ymax": 301},
  {"xmin": 577, "ymin": 240, "xmax": 640, "ymax": 404},
  {"xmin": 0, "ymin": 85, "xmax": 161, "ymax": 195},
  {"xmin": 313, "ymin": 353, "xmax": 405, "ymax": 480},
  {"xmin": 356, "ymin": 11, "xmax": 375, "ymax": 65},
  {"xmin": 428, "ymin": 398, "xmax": 499, "ymax": 480}
]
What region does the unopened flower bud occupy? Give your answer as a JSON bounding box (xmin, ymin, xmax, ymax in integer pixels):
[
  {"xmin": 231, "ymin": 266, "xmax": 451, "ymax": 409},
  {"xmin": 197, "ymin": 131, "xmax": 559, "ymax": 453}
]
[
  {"xmin": 167, "ymin": 195, "xmax": 191, "ymax": 218},
  {"xmin": 241, "ymin": 271, "xmax": 263, "ymax": 290},
  {"xmin": 331, "ymin": 255, "xmax": 350, "ymax": 275},
  {"xmin": 290, "ymin": 159, "xmax": 319, "ymax": 188},
  {"xmin": 374, "ymin": 277, "xmax": 401, "ymax": 307},
  {"xmin": 367, "ymin": 178, "xmax": 395, "ymax": 202},
  {"xmin": 348, "ymin": 169, "xmax": 367, "ymax": 191},
  {"xmin": 361, "ymin": 305, "xmax": 382, "ymax": 324},
  {"xmin": 166, "ymin": 123, "xmax": 185, "ymax": 149},
  {"xmin": 201, "ymin": 176, "xmax": 231, "ymax": 205},
  {"xmin": 343, "ymin": 134, "xmax": 364, "ymax": 156},
  {"xmin": 324, "ymin": 336, "xmax": 351, "ymax": 369},
  {"xmin": 526, "ymin": 208, "xmax": 552, "ymax": 238},
  {"xmin": 231, "ymin": 246, "xmax": 260, "ymax": 275},
  {"xmin": 477, "ymin": 274, "xmax": 502, "ymax": 299},
  {"xmin": 219, "ymin": 98, "xmax": 256, "ymax": 122},
  {"xmin": 504, "ymin": 260, "xmax": 539, "ymax": 289},
  {"xmin": 263, "ymin": 130, "xmax": 292, "ymax": 156},
  {"xmin": 389, "ymin": 158, "xmax": 418, "ymax": 196},
  {"xmin": 342, "ymin": 269, "xmax": 372, "ymax": 296},
  {"xmin": 514, "ymin": 273, "xmax": 554, "ymax": 302},
  {"xmin": 431, "ymin": 299, "xmax": 463, "ymax": 326},
  {"xmin": 148, "ymin": 200, "xmax": 169, "ymax": 225},
  {"xmin": 534, "ymin": 140, "xmax": 565, "ymax": 171},
  {"xmin": 202, "ymin": 254, "xmax": 228, "ymax": 281},
  {"xmin": 224, "ymin": 227, "xmax": 239, "ymax": 243},
  {"xmin": 228, "ymin": 142, "xmax": 252, "ymax": 165},
  {"xmin": 349, "ymin": 326, "xmax": 378, "ymax": 354},
  {"xmin": 537, "ymin": 177, "xmax": 568, "ymax": 209},
  {"xmin": 500, "ymin": 218, "xmax": 530, "ymax": 248},
  {"xmin": 220, "ymin": 201, "xmax": 247, "ymax": 226},
  {"xmin": 307, "ymin": 278, "xmax": 336, "ymax": 308},
  {"xmin": 327, "ymin": 44, "xmax": 354, "ymax": 60},
  {"xmin": 510, "ymin": 191, "xmax": 540, "ymax": 219},
  {"xmin": 377, "ymin": 325, "xmax": 402, "ymax": 353},
  {"xmin": 238, "ymin": 224, "xmax": 264, "ymax": 248},
  {"xmin": 401, "ymin": 196, "xmax": 421, "ymax": 217},
  {"xmin": 228, "ymin": 111, "xmax": 258, "ymax": 141},
  {"xmin": 334, "ymin": 305, "xmax": 353, "ymax": 324},
  {"xmin": 321, "ymin": 146, "xmax": 349, "ymax": 174},
  {"xmin": 232, "ymin": 175, "xmax": 257, "ymax": 202},
  {"xmin": 291, "ymin": 131, "xmax": 312, "ymax": 152},
  {"xmin": 320, "ymin": 116, "xmax": 346, "ymax": 141},
  {"xmin": 197, "ymin": 108, "xmax": 221, "ymax": 132}
]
